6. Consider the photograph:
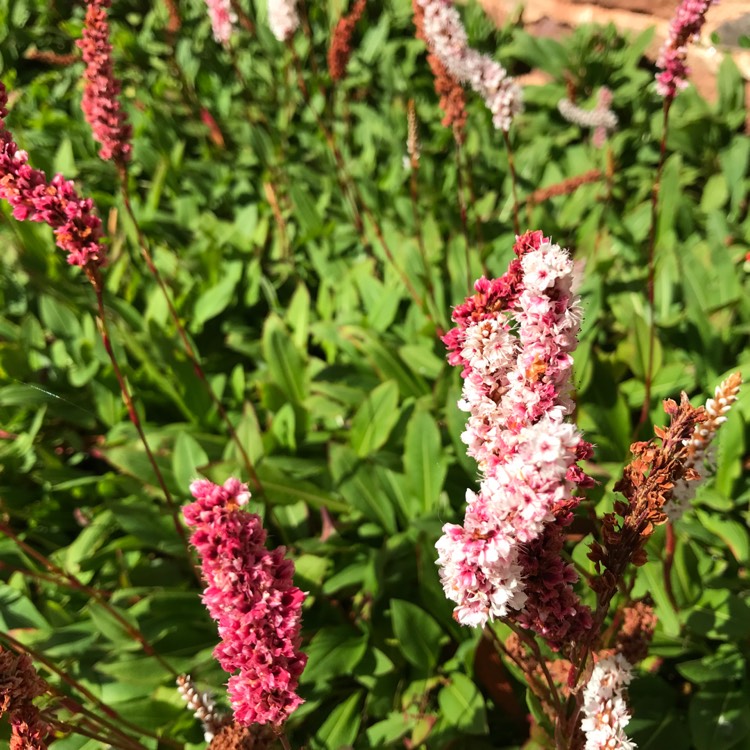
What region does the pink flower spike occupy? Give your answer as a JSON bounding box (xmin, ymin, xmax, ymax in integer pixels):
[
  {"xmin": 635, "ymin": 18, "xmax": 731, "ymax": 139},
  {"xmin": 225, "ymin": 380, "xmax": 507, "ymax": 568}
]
[
  {"xmin": 656, "ymin": 0, "xmax": 716, "ymax": 100},
  {"xmin": 204, "ymin": 0, "xmax": 237, "ymax": 46},
  {"xmin": 77, "ymin": 0, "xmax": 132, "ymax": 167},
  {"xmin": 437, "ymin": 231, "xmax": 593, "ymax": 643},
  {"xmin": 0, "ymin": 81, "xmax": 106, "ymax": 269},
  {"xmin": 183, "ymin": 478, "xmax": 307, "ymax": 727}
]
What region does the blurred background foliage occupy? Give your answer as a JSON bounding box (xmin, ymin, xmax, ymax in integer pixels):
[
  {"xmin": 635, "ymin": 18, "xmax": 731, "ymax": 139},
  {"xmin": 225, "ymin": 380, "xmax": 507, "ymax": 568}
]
[{"xmin": 0, "ymin": 0, "xmax": 749, "ymax": 748}]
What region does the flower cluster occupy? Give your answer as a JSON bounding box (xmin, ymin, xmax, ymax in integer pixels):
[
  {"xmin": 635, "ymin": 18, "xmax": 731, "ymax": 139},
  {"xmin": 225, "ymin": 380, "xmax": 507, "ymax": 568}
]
[
  {"xmin": 415, "ymin": 0, "xmax": 521, "ymax": 132},
  {"xmin": 436, "ymin": 231, "xmax": 593, "ymax": 639},
  {"xmin": 328, "ymin": 0, "xmax": 367, "ymax": 81},
  {"xmin": 268, "ymin": 0, "xmax": 299, "ymax": 42},
  {"xmin": 558, "ymin": 87, "xmax": 617, "ymax": 148},
  {"xmin": 0, "ymin": 82, "xmax": 106, "ymax": 268},
  {"xmin": 204, "ymin": 0, "xmax": 237, "ymax": 46},
  {"xmin": 580, "ymin": 653, "xmax": 635, "ymax": 750},
  {"xmin": 0, "ymin": 647, "xmax": 49, "ymax": 750},
  {"xmin": 411, "ymin": 0, "xmax": 467, "ymax": 138},
  {"xmin": 183, "ymin": 478, "xmax": 307, "ymax": 726},
  {"xmin": 666, "ymin": 372, "xmax": 742, "ymax": 520},
  {"xmin": 77, "ymin": 0, "xmax": 132, "ymax": 166},
  {"xmin": 656, "ymin": 0, "xmax": 715, "ymax": 100}
]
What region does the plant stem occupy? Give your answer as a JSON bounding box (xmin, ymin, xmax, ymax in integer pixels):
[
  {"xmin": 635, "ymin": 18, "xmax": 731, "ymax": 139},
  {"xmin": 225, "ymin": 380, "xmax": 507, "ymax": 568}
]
[
  {"xmin": 117, "ymin": 174, "xmax": 267, "ymax": 503},
  {"xmin": 83, "ymin": 264, "xmax": 198, "ymax": 583},
  {"xmin": 454, "ymin": 137, "xmax": 473, "ymax": 290},
  {"xmin": 664, "ymin": 521, "xmax": 678, "ymax": 611},
  {"xmin": 502, "ymin": 129, "xmax": 521, "ymax": 236},
  {"xmin": 0, "ymin": 525, "xmax": 178, "ymax": 677},
  {"xmin": 635, "ymin": 100, "xmax": 672, "ymax": 436},
  {"xmin": 287, "ymin": 48, "xmax": 437, "ymax": 325},
  {"xmin": 0, "ymin": 631, "xmax": 179, "ymax": 749},
  {"xmin": 507, "ymin": 622, "xmax": 562, "ymax": 713}
]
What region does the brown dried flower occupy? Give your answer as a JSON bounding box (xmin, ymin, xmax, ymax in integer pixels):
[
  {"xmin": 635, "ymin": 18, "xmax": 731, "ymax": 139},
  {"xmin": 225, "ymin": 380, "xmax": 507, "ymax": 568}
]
[
  {"xmin": 588, "ymin": 394, "xmax": 705, "ymax": 617},
  {"xmin": 208, "ymin": 721, "xmax": 278, "ymax": 750},
  {"xmin": 328, "ymin": 0, "xmax": 367, "ymax": 82},
  {"xmin": 615, "ymin": 600, "xmax": 657, "ymax": 664},
  {"xmin": 0, "ymin": 647, "xmax": 49, "ymax": 750}
]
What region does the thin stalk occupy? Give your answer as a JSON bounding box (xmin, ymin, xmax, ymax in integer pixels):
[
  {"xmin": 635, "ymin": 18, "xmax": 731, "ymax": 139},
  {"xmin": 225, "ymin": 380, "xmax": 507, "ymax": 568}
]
[
  {"xmin": 408, "ymin": 149, "xmax": 444, "ymax": 328},
  {"xmin": 53, "ymin": 694, "xmax": 146, "ymax": 750},
  {"xmin": 454, "ymin": 136, "xmax": 473, "ymax": 290},
  {"xmin": 507, "ymin": 622, "xmax": 562, "ymax": 714},
  {"xmin": 664, "ymin": 521, "xmax": 678, "ymax": 611},
  {"xmin": 635, "ymin": 100, "xmax": 672, "ymax": 436},
  {"xmin": 0, "ymin": 529, "xmax": 177, "ymax": 677},
  {"xmin": 117, "ymin": 175, "xmax": 267, "ymax": 503},
  {"xmin": 85, "ymin": 266, "xmax": 194, "ymax": 574},
  {"xmin": 0, "ymin": 632, "xmax": 179, "ymax": 749},
  {"xmin": 484, "ymin": 626, "xmax": 554, "ymax": 708},
  {"xmin": 45, "ymin": 715, "xmax": 139, "ymax": 750},
  {"xmin": 288, "ymin": 48, "xmax": 436, "ymax": 324},
  {"xmin": 501, "ymin": 129, "xmax": 521, "ymax": 236}
]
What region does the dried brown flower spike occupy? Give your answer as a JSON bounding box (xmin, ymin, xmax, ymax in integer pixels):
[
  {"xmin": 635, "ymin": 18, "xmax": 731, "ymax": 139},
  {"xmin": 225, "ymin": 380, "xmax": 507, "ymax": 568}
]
[
  {"xmin": 588, "ymin": 393, "xmax": 705, "ymax": 615},
  {"xmin": 0, "ymin": 646, "xmax": 50, "ymax": 749},
  {"xmin": 328, "ymin": 0, "xmax": 367, "ymax": 82}
]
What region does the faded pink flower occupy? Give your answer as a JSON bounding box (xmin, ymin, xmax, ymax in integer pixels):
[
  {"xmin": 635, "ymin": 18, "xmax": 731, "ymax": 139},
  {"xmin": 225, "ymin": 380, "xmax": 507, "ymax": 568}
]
[
  {"xmin": 268, "ymin": 0, "xmax": 299, "ymax": 42},
  {"xmin": 558, "ymin": 87, "xmax": 617, "ymax": 148},
  {"xmin": 183, "ymin": 478, "xmax": 307, "ymax": 727},
  {"xmin": 656, "ymin": 0, "xmax": 715, "ymax": 100},
  {"xmin": 77, "ymin": 0, "xmax": 132, "ymax": 166},
  {"xmin": 436, "ymin": 231, "xmax": 592, "ymax": 641},
  {"xmin": 0, "ymin": 81, "xmax": 106, "ymax": 268},
  {"xmin": 415, "ymin": 0, "xmax": 521, "ymax": 131},
  {"xmin": 204, "ymin": 0, "xmax": 237, "ymax": 45}
]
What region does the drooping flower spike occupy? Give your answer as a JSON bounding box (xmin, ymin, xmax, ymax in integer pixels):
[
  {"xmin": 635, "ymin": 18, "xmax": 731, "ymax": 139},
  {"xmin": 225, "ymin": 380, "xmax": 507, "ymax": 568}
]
[{"xmin": 0, "ymin": 81, "xmax": 106, "ymax": 268}]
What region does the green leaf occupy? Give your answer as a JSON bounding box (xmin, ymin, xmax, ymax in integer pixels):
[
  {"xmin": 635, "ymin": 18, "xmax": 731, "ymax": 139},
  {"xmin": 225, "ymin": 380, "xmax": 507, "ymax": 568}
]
[
  {"xmin": 403, "ymin": 407, "xmax": 446, "ymax": 515},
  {"xmin": 262, "ymin": 314, "xmax": 307, "ymax": 406},
  {"xmin": 313, "ymin": 690, "xmax": 364, "ymax": 750},
  {"xmin": 677, "ymin": 646, "xmax": 745, "ymax": 685},
  {"xmin": 438, "ymin": 672, "xmax": 488, "ymax": 734},
  {"xmin": 349, "ymin": 380, "xmax": 400, "ymax": 457},
  {"xmin": 191, "ymin": 260, "xmax": 243, "ymax": 330},
  {"xmin": 390, "ymin": 599, "xmax": 443, "ymax": 671},
  {"xmin": 696, "ymin": 510, "xmax": 750, "ymax": 564},
  {"xmin": 689, "ymin": 687, "xmax": 750, "ymax": 750},
  {"xmin": 172, "ymin": 432, "xmax": 209, "ymax": 490},
  {"xmin": 301, "ymin": 627, "xmax": 368, "ymax": 684}
]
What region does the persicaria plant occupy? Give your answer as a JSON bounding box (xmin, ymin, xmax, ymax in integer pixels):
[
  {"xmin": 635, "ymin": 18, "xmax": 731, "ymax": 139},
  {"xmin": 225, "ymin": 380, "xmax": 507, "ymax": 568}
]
[{"xmin": 0, "ymin": 0, "xmax": 747, "ymax": 749}]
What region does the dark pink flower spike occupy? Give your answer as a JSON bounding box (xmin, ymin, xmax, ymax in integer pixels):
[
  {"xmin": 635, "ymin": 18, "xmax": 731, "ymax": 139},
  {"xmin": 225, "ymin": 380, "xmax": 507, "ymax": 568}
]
[
  {"xmin": 656, "ymin": 0, "xmax": 716, "ymax": 100},
  {"xmin": 0, "ymin": 81, "xmax": 106, "ymax": 268},
  {"xmin": 183, "ymin": 478, "xmax": 307, "ymax": 727},
  {"xmin": 77, "ymin": 0, "xmax": 132, "ymax": 166}
]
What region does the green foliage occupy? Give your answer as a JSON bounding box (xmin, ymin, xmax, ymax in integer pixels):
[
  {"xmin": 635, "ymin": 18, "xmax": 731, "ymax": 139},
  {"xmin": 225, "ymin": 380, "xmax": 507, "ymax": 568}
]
[{"xmin": 0, "ymin": 0, "xmax": 749, "ymax": 748}]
